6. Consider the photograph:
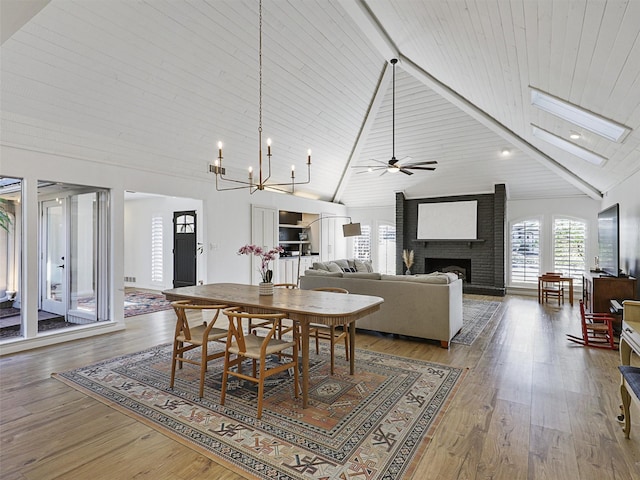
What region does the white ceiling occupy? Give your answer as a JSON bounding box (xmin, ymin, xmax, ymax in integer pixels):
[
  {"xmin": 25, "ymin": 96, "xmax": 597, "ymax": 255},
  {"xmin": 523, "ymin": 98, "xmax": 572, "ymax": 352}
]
[{"xmin": 1, "ymin": 0, "xmax": 639, "ymax": 208}]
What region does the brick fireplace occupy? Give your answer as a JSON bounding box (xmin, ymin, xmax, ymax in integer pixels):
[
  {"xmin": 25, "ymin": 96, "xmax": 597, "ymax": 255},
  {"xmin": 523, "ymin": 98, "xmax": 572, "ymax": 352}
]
[
  {"xmin": 396, "ymin": 184, "xmax": 506, "ymax": 296},
  {"xmin": 425, "ymin": 258, "xmax": 472, "ymax": 283}
]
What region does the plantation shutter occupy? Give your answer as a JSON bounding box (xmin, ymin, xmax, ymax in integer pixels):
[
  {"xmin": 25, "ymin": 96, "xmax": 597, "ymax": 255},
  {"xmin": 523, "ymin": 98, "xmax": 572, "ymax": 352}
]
[
  {"xmin": 511, "ymin": 219, "xmax": 540, "ymax": 284},
  {"xmin": 553, "ymin": 218, "xmax": 586, "ymax": 283}
]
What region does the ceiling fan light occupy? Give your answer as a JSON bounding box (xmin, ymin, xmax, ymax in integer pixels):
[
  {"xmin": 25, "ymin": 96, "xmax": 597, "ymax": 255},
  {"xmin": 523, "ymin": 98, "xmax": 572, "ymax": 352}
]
[{"xmin": 387, "ymin": 166, "xmax": 399, "ymax": 173}]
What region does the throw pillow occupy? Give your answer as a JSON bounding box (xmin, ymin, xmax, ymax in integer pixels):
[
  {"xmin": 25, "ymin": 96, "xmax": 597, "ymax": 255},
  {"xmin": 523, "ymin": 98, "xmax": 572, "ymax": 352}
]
[
  {"xmin": 333, "ymin": 259, "xmax": 350, "ymax": 269},
  {"xmin": 312, "ymin": 262, "xmax": 329, "ymax": 271},
  {"xmin": 354, "ymin": 258, "xmax": 369, "ymax": 272},
  {"xmin": 326, "ymin": 262, "xmax": 343, "ymax": 273},
  {"xmin": 341, "ymin": 267, "xmax": 357, "ymax": 273}
]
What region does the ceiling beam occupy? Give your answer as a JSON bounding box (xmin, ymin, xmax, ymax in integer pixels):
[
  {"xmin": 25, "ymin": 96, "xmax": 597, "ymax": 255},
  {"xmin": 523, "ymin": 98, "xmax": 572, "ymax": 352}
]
[
  {"xmin": 333, "ymin": 61, "xmax": 391, "ymax": 203},
  {"xmin": 342, "ymin": 0, "xmax": 602, "ymax": 201},
  {"xmin": 1, "ymin": 0, "xmax": 51, "ymax": 45}
]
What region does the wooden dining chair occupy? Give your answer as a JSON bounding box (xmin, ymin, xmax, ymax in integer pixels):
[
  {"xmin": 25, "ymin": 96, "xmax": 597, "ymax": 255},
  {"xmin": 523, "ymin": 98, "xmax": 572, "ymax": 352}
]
[
  {"xmin": 566, "ymin": 300, "xmax": 617, "ymax": 350},
  {"xmin": 540, "ymin": 273, "xmax": 564, "ymax": 305},
  {"xmin": 310, "ymin": 287, "xmax": 350, "ymax": 375},
  {"xmin": 220, "ymin": 307, "xmax": 299, "ymax": 419},
  {"xmin": 170, "ymin": 300, "xmax": 229, "ymax": 398}
]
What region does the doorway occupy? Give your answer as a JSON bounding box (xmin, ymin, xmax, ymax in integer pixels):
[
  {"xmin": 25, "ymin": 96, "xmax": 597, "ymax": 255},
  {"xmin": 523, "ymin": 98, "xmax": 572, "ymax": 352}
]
[{"xmin": 173, "ymin": 210, "xmax": 197, "ymax": 288}]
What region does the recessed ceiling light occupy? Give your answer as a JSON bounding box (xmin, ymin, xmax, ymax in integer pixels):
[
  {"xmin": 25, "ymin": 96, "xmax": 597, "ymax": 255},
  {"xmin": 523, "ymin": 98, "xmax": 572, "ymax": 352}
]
[
  {"xmin": 569, "ymin": 131, "xmax": 581, "ymax": 140},
  {"xmin": 501, "ymin": 149, "xmax": 511, "ymax": 156},
  {"xmin": 531, "ymin": 125, "xmax": 606, "ymax": 166},
  {"xmin": 530, "ymin": 87, "xmax": 630, "ymax": 142}
]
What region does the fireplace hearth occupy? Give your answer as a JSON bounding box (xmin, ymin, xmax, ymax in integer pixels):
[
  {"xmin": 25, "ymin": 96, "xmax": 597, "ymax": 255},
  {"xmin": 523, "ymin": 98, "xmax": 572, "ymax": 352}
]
[{"xmin": 425, "ymin": 258, "xmax": 472, "ymax": 283}]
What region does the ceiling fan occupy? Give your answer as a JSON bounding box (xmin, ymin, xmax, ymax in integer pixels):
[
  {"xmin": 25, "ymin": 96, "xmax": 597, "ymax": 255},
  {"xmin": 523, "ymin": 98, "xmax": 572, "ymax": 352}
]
[{"xmin": 353, "ymin": 58, "xmax": 437, "ymax": 176}]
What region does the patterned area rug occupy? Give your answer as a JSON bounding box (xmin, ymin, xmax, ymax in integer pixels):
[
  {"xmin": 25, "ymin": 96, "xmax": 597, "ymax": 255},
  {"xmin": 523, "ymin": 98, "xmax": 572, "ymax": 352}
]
[
  {"xmin": 53, "ymin": 343, "xmax": 465, "ymax": 479},
  {"xmin": 124, "ymin": 290, "xmax": 172, "ymax": 317},
  {"xmin": 452, "ymin": 298, "xmax": 502, "ymax": 345}
]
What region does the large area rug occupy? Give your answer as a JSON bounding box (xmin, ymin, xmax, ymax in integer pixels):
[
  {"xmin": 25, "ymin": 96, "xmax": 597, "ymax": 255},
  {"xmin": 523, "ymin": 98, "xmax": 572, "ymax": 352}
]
[
  {"xmin": 452, "ymin": 298, "xmax": 502, "ymax": 345},
  {"xmin": 53, "ymin": 343, "xmax": 465, "ymax": 479},
  {"xmin": 124, "ymin": 290, "xmax": 172, "ymax": 317}
]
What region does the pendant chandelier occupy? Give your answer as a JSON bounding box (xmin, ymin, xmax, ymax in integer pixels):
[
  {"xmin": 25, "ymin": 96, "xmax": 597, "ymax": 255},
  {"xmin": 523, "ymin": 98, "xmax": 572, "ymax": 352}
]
[{"xmin": 209, "ymin": 0, "xmax": 311, "ymax": 194}]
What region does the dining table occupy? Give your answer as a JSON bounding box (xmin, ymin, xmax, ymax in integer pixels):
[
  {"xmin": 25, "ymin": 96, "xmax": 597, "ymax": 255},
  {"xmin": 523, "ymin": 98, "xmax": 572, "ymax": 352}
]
[{"xmin": 163, "ymin": 283, "xmax": 384, "ymax": 408}]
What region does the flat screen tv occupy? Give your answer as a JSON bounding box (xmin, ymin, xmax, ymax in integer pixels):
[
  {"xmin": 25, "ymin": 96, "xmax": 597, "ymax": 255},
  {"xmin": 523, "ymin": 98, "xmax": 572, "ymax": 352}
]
[{"xmin": 597, "ymin": 203, "xmax": 620, "ymax": 277}]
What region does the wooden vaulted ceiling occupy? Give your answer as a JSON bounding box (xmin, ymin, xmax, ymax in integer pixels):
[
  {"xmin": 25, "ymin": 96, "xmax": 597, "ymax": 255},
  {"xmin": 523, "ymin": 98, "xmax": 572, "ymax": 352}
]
[{"xmin": 1, "ymin": 0, "xmax": 639, "ymax": 207}]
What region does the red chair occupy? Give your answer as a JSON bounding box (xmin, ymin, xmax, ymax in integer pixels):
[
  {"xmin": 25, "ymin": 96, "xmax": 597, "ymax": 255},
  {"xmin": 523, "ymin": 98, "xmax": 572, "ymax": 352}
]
[{"xmin": 566, "ymin": 300, "xmax": 617, "ymax": 350}]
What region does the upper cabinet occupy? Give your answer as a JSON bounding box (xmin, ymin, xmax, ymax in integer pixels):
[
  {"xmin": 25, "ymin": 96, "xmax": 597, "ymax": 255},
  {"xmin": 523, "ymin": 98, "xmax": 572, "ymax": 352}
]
[{"xmin": 278, "ymin": 210, "xmax": 319, "ymax": 257}]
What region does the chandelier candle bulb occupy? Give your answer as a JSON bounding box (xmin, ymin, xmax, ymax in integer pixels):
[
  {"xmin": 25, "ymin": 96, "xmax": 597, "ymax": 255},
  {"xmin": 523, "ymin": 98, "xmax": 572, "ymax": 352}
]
[
  {"xmin": 267, "ymin": 138, "xmax": 272, "ymax": 156},
  {"xmin": 217, "ymin": 141, "xmax": 223, "ymax": 159},
  {"xmin": 307, "ymin": 149, "xmax": 312, "ymax": 164}
]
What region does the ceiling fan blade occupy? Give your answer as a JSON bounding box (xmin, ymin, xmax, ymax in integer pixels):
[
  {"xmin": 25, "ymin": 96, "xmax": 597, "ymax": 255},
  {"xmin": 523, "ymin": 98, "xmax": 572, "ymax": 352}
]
[
  {"xmin": 405, "ymin": 160, "xmax": 437, "ymax": 166},
  {"xmin": 352, "ymin": 165, "xmax": 384, "ymax": 169},
  {"xmin": 400, "ymin": 169, "xmax": 414, "ymax": 175},
  {"xmin": 408, "ymin": 166, "xmax": 437, "ymax": 171}
]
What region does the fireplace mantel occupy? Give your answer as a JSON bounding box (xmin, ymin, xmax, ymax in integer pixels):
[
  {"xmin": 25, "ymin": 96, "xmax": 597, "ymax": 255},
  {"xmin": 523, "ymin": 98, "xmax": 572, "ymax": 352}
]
[{"xmin": 412, "ymin": 239, "xmax": 486, "ymax": 248}]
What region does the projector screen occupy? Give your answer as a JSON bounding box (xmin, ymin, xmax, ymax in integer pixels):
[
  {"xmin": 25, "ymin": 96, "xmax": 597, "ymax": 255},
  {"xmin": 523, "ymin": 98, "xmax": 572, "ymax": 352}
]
[{"xmin": 417, "ymin": 201, "xmax": 478, "ymax": 239}]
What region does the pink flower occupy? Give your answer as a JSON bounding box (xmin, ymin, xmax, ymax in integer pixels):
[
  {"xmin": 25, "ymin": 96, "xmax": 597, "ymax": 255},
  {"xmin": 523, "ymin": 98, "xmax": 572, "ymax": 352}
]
[{"xmin": 237, "ymin": 244, "xmax": 284, "ymax": 283}]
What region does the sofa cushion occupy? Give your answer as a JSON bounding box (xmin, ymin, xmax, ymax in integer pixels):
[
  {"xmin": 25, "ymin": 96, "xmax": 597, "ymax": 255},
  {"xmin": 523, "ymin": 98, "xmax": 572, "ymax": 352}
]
[
  {"xmin": 312, "ymin": 262, "xmax": 329, "ymax": 271},
  {"xmin": 303, "ymin": 269, "xmax": 343, "ymax": 277},
  {"xmin": 343, "ymin": 272, "xmax": 382, "ymax": 280},
  {"xmin": 354, "ymin": 259, "xmax": 374, "ymax": 273},
  {"xmin": 332, "ymin": 259, "xmax": 350, "ymax": 269},
  {"xmin": 326, "ymin": 262, "xmax": 343, "ymax": 273},
  {"xmin": 381, "ymin": 273, "xmax": 455, "ymax": 284}
]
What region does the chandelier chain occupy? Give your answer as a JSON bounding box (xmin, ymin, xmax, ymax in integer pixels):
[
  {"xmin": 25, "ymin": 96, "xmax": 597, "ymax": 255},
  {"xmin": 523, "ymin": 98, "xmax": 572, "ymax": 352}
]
[{"xmin": 258, "ymin": 0, "xmax": 263, "ymax": 135}]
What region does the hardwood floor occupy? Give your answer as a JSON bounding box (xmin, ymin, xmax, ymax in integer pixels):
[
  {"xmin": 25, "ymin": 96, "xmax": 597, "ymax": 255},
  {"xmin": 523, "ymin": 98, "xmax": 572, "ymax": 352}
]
[{"xmin": 1, "ymin": 294, "xmax": 638, "ymax": 479}]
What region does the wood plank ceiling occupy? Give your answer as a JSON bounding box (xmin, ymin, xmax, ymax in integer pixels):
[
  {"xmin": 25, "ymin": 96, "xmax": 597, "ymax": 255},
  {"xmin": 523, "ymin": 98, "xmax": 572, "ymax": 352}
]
[{"xmin": 1, "ymin": 0, "xmax": 639, "ymax": 207}]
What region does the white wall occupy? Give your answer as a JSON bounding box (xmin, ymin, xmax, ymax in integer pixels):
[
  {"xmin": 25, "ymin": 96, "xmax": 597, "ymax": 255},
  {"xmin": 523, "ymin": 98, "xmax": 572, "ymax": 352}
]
[
  {"xmin": 124, "ymin": 195, "xmax": 203, "ymax": 290},
  {"xmin": 602, "ymin": 169, "xmax": 640, "ymax": 288}
]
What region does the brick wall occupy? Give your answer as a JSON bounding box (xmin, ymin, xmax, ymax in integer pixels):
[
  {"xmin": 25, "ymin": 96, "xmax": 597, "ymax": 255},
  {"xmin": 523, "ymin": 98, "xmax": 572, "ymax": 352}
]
[{"xmin": 396, "ymin": 184, "xmax": 506, "ymax": 295}]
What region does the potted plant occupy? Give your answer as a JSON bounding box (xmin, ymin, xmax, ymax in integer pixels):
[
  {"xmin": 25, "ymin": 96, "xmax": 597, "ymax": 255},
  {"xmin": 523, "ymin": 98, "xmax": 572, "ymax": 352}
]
[{"xmin": 238, "ymin": 244, "xmax": 284, "ymax": 295}]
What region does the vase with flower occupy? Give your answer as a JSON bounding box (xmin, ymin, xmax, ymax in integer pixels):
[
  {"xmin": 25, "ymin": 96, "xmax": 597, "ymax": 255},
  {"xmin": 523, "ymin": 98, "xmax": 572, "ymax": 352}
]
[
  {"xmin": 238, "ymin": 244, "xmax": 284, "ymax": 295},
  {"xmin": 402, "ymin": 249, "xmax": 414, "ymax": 275}
]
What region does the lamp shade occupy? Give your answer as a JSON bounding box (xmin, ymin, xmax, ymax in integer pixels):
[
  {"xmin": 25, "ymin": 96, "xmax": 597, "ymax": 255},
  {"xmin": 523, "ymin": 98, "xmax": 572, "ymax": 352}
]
[{"xmin": 342, "ymin": 222, "xmax": 362, "ymax": 237}]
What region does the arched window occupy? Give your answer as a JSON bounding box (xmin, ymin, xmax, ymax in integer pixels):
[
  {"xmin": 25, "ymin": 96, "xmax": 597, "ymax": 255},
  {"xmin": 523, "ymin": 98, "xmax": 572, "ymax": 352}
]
[
  {"xmin": 510, "ymin": 219, "xmax": 540, "ymax": 284},
  {"xmin": 553, "ymin": 217, "xmax": 586, "ymax": 282}
]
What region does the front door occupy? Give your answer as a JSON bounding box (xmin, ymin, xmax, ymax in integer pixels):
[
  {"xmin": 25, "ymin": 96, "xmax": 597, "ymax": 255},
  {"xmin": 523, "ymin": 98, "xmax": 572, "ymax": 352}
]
[
  {"xmin": 41, "ymin": 199, "xmax": 66, "ymax": 315},
  {"xmin": 173, "ymin": 210, "xmax": 197, "ymax": 288}
]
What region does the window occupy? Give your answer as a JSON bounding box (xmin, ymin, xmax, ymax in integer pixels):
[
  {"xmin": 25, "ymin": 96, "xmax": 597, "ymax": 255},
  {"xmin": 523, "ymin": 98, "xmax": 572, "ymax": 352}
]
[
  {"xmin": 377, "ymin": 223, "xmax": 396, "ymax": 274},
  {"xmin": 352, "ymin": 224, "xmax": 371, "ymax": 260},
  {"xmin": 151, "ymin": 216, "xmax": 163, "ymax": 283},
  {"xmin": 553, "ymin": 218, "xmax": 586, "ymax": 282},
  {"xmin": 511, "ymin": 219, "xmax": 540, "ymax": 284}
]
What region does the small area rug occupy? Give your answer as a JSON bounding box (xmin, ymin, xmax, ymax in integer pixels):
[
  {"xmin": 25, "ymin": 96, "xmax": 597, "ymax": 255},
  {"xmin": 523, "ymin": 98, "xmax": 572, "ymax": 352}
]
[
  {"xmin": 54, "ymin": 343, "xmax": 465, "ymax": 479},
  {"xmin": 452, "ymin": 298, "xmax": 502, "ymax": 345},
  {"xmin": 124, "ymin": 290, "xmax": 172, "ymax": 317}
]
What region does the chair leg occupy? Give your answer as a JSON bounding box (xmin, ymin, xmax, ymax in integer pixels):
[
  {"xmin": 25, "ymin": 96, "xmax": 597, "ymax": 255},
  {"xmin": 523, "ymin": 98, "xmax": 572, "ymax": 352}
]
[
  {"xmin": 220, "ymin": 352, "xmax": 231, "ymax": 406},
  {"xmin": 329, "ymin": 326, "xmax": 336, "ymax": 375},
  {"xmin": 199, "ymin": 343, "xmax": 207, "ymax": 399},
  {"xmin": 257, "ymin": 363, "xmax": 267, "ymax": 419},
  {"xmin": 621, "ymin": 383, "xmax": 631, "ymax": 439},
  {"xmin": 170, "ymin": 340, "xmax": 179, "ymax": 389},
  {"xmin": 344, "ymin": 330, "xmax": 350, "ymax": 362}
]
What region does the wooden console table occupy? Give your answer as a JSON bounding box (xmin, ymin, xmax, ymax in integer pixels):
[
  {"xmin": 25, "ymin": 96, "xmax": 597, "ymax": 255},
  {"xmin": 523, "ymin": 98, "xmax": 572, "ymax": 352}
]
[{"xmin": 583, "ymin": 272, "xmax": 637, "ymax": 313}]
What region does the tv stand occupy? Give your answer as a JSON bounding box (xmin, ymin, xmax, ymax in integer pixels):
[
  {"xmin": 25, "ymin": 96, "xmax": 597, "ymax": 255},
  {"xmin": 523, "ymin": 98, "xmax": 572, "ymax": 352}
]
[{"xmin": 583, "ymin": 271, "xmax": 637, "ymax": 313}]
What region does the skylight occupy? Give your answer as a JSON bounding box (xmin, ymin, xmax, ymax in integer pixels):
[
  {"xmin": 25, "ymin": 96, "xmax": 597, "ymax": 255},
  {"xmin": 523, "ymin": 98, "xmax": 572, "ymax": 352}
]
[
  {"xmin": 531, "ymin": 125, "xmax": 606, "ymax": 166},
  {"xmin": 530, "ymin": 87, "xmax": 630, "ymax": 142}
]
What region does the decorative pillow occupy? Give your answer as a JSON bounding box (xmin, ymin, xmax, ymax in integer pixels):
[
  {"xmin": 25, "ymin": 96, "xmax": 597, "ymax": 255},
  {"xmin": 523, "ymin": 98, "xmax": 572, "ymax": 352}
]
[
  {"xmin": 332, "ymin": 259, "xmax": 350, "ymax": 269},
  {"xmin": 342, "ymin": 267, "xmax": 357, "ymax": 273},
  {"xmin": 354, "ymin": 258, "xmax": 369, "ymax": 272},
  {"xmin": 312, "ymin": 262, "xmax": 329, "ymax": 271},
  {"xmin": 303, "ymin": 269, "xmax": 343, "ymax": 277},
  {"xmin": 364, "ymin": 260, "xmax": 374, "ymax": 272},
  {"xmin": 326, "ymin": 262, "xmax": 343, "ymax": 273}
]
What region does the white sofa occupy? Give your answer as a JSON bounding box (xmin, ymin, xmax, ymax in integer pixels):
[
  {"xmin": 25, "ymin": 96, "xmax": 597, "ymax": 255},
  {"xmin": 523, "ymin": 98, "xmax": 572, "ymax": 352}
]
[{"xmin": 299, "ymin": 259, "xmax": 463, "ymax": 347}]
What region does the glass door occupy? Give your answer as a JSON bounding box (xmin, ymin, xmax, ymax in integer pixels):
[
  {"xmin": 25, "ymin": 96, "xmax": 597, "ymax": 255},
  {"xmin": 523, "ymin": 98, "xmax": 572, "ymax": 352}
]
[{"xmin": 41, "ymin": 199, "xmax": 67, "ymax": 316}]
